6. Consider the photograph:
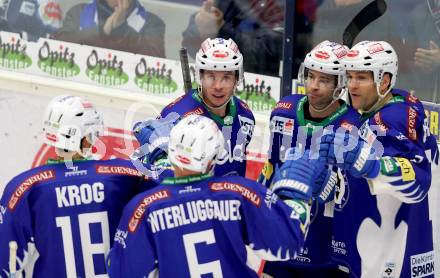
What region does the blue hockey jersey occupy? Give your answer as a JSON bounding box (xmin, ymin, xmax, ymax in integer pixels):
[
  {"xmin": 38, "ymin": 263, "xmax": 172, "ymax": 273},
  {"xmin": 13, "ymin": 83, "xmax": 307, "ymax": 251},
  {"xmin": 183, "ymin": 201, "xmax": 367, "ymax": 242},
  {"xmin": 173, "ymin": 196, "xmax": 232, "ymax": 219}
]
[
  {"xmin": 331, "ymin": 89, "xmax": 439, "ymax": 278},
  {"xmin": 259, "ymin": 94, "xmax": 361, "ymax": 269},
  {"xmin": 160, "ymin": 90, "xmax": 255, "ymax": 177},
  {"xmin": 0, "ymin": 158, "xmax": 156, "ymax": 277},
  {"xmin": 108, "ymin": 174, "xmax": 309, "ymax": 277}
]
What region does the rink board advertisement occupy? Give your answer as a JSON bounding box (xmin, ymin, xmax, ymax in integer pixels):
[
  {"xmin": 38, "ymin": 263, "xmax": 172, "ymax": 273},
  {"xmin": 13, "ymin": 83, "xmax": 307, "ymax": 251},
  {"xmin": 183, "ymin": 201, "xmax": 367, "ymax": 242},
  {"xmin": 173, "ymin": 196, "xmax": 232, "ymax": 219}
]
[
  {"xmin": 423, "ymin": 101, "xmax": 440, "ymax": 143},
  {"xmin": 0, "ymin": 31, "xmax": 281, "ymax": 112}
]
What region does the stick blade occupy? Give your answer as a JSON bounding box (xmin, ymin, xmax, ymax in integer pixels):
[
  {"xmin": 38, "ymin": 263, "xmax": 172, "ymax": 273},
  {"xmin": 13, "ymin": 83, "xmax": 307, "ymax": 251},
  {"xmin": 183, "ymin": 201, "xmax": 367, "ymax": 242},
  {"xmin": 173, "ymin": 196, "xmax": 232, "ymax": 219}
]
[{"xmin": 342, "ymin": 0, "xmax": 387, "ymax": 48}]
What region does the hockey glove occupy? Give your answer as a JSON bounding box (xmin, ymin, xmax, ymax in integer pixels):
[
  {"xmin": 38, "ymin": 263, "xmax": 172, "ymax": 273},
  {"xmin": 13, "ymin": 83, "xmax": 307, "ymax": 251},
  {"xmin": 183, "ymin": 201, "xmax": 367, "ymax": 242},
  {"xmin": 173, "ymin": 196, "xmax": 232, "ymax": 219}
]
[
  {"xmin": 271, "ymin": 150, "xmax": 325, "ymax": 203},
  {"xmin": 318, "ymin": 132, "xmax": 380, "ymax": 178},
  {"xmin": 132, "ymin": 112, "xmax": 180, "ymax": 165},
  {"xmin": 314, "ymin": 165, "xmax": 337, "ymax": 204}
]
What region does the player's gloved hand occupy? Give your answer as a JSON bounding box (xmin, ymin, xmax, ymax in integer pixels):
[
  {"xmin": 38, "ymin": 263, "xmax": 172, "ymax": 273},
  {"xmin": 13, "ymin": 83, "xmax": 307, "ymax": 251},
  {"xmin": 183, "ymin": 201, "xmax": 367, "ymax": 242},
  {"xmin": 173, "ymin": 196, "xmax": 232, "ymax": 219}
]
[
  {"xmin": 132, "ymin": 112, "xmax": 180, "ymax": 165},
  {"xmin": 314, "ymin": 165, "xmax": 337, "ymax": 204},
  {"xmin": 271, "ymin": 150, "xmax": 325, "ymax": 203},
  {"xmin": 318, "ymin": 132, "xmax": 380, "ymax": 178}
]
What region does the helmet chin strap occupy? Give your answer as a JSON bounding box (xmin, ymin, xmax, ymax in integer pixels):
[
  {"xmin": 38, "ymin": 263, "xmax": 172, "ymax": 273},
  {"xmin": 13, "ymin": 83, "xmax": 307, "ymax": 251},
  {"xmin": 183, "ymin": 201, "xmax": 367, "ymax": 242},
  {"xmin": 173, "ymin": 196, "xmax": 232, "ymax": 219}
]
[
  {"xmin": 308, "ymin": 87, "xmax": 342, "ymax": 114},
  {"xmin": 197, "ymin": 83, "xmax": 236, "ymax": 111},
  {"xmin": 361, "ymin": 82, "xmax": 392, "ymax": 114}
]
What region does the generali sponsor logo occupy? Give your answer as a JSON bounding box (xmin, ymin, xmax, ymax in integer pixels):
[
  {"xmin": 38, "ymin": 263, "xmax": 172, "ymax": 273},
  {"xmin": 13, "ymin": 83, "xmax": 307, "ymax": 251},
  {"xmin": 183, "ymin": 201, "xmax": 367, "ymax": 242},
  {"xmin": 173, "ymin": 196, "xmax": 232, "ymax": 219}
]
[
  {"xmin": 128, "ymin": 190, "xmax": 170, "ymax": 233},
  {"xmin": 210, "ymin": 182, "xmax": 260, "ymax": 206},
  {"xmin": 96, "ymin": 165, "xmax": 143, "ymax": 177},
  {"xmin": 8, "ymin": 170, "xmax": 55, "ymax": 210},
  {"xmin": 184, "ymin": 107, "xmax": 204, "ymax": 117},
  {"xmin": 408, "ymin": 107, "xmax": 418, "ymax": 141},
  {"xmin": 275, "ymin": 101, "xmax": 292, "ymax": 110}
]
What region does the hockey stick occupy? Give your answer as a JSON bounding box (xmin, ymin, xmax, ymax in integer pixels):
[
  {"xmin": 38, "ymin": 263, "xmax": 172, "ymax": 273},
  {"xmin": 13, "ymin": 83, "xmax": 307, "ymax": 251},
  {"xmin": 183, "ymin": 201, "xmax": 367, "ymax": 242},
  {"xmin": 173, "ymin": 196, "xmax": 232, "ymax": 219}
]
[
  {"xmin": 179, "ymin": 47, "xmax": 192, "ymax": 93},
  {"xmin": 9, "ymin": 241, "xmax": 17, "ymax": 278},
  {"xmin": 342, "ymin": 0, "xmax": 387, "ymax": 48}
]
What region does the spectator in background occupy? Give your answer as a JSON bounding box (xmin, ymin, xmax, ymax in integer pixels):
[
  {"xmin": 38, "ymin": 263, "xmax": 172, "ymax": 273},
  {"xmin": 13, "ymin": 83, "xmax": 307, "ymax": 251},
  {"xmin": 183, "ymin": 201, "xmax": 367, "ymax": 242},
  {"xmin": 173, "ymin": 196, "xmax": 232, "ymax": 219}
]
[
  {"xmin": 0, "ymin": 0, "xmax": 62, "ymax": 41},
  {"xmin": 408, "ymin": 0, "xmax": 440, "ymax": 102},
  {"xmin": 53, "ymin": 0, "xmax": 165, "ymax": 58},
  {"xmin": 182, "ymin": 0, "xmax": 317, "ymax": 77}
]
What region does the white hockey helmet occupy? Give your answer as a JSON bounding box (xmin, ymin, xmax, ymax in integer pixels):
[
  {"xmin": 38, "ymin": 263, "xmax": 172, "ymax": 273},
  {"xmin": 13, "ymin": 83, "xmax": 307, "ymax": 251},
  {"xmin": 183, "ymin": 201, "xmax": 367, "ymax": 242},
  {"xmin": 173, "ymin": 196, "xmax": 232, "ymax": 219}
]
[
  {"xmin": 42, "ymin": 95, "xmax": 103, "ymax": 153},
  {"xmin": 343, "ymin": 40, "xmax": 398, "ymax": 95},
  {"xmin": 195, "ymin": 37, "xmax": 244, "ymax": 85},
  {"xmin": 298, "ymin": 40, "xmax": 348, "ymax": 90},
  {"xmin": 168, "ymin": 115, "xmax": 225, "ymax": 173}
]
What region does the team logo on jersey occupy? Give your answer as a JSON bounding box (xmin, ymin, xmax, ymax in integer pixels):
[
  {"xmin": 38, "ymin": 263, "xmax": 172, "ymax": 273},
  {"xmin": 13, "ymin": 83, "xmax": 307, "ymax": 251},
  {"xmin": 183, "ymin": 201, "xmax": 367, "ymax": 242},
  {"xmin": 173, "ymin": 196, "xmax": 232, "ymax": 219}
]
[
  {"xmin": 238, "ymin": 115, "xmax": 254, "ymax": 138},
  {"xmin": 114, "ymin": 229, "xmax": 128, "ymax": 249},
  {"xmin": 408, "ymin": 107, "xmax": 418, "ymax": 141},
  {"xmin": 410, "ymin": 251, "xmax": 434, "ymax": 278},
  {"xmin": 396, "ymin": 133, "xmax": 408, "ymax": 141},
  {"xmin": 264, "ymin": 189, "xmax": 278, "ymax": 209},
  {"xmin": 8, "ymin": 170, "xmax": 56, "ymax": 210},
  {"xmin": 128, "ymin": 190, "xmax": 170, "ymax": 233},
  {"xmin": 210, "ymin": 182, "xmax": 261, "ymax": 206},
  {"xmin": 270, "ymin": 116, "xmax": 294, "ymax": 135}
]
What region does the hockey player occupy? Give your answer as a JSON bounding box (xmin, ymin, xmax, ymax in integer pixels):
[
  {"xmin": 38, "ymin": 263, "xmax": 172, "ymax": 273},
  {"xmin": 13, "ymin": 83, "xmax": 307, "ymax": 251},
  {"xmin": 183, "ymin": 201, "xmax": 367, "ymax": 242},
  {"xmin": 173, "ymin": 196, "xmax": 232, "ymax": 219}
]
[
  {"xmin": 0, "ymin": 95, "xmax": 155, "ymax": 277},
  {"xmin": 135, "ymin": 37, "xmax": 255, "ymax": 177},
  {"xmin": 259, "ymin": 40, "xmax": 360, "ymax": 277},
  {"xmin": 318, "ymin": 40, "xmax": 439, "ymax": 277},
  {"xmin": 108, "ymin": 114, "xmax": 329, "ymax": 277}
]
